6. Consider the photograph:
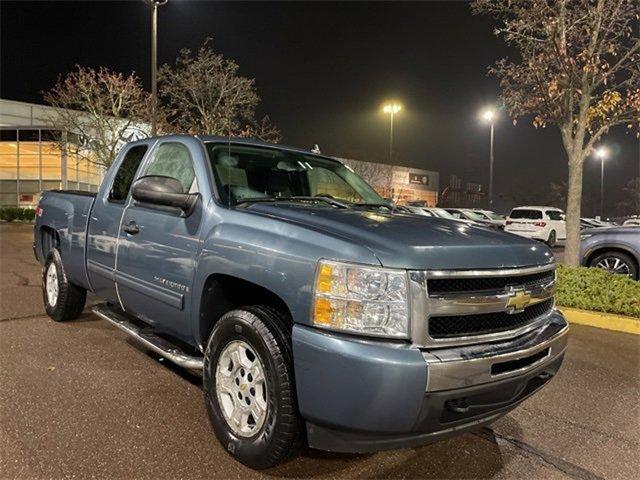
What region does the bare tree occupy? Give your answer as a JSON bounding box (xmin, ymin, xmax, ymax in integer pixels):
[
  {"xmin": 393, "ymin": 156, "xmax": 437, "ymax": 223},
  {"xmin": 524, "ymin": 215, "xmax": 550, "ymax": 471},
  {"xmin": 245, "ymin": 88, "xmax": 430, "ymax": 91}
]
[
  {"xmin": 44, "ymin": 66, "xmax": 150, "ymax": 169},
  {"xmin": 158, "ymin": 39, "xmax": 280, "ymax": 141},
  {"xmin": 237, "ymin": 115, "xmax": 282, "ymax": 143},
  {"xmin": 341, "ymin": 158, "xmax": 394, "ymax": 197},
  {"xmin": 473, "ymin": 0, "xmax": 639, "ymax": 265}
]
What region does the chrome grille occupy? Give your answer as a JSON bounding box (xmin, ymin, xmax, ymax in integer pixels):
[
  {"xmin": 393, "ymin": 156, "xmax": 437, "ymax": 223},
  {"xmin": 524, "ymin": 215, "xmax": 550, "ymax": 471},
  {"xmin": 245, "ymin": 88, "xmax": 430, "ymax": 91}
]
[
  {"xmin": 429, "ymin": 298, "xmax": 555, "ymax": 338},
  {"xmin": 408, "ymin": 263, "xmax": 556, "ymax": 348},
  {"xmin": 427, "ymin": 270, "xmax": 555, "ymax": 294}
]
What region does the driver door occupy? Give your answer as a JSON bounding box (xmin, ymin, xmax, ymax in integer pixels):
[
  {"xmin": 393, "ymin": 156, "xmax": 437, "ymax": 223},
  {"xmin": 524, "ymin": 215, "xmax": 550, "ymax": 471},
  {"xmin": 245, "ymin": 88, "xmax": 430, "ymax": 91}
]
[{"xmin": 115, "ymin": 139, "xmax": 204, "ymax": 340}]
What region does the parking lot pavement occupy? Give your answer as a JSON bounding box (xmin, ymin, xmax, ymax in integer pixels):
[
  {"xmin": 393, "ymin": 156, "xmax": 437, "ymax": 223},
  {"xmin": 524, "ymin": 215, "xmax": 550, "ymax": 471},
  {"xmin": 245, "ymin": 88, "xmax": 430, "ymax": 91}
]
[{"xmin": 1, "ymin": 224, "xmax": 638, "ymax": 479}]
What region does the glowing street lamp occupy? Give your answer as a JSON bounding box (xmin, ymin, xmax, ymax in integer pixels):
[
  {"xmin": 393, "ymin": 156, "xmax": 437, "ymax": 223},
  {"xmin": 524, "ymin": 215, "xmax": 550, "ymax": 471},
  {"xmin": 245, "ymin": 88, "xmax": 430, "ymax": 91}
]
[
  {"xmin": 480, "ymin": 108, "xmax": 497, "ymax": 208},
  {"xmin": 146, "ymin": 0, "xmax": 168, "ymax": 136},
  {"xmin": 383, "ymin": 103, "xmax": 401, "ymax": 164},
  {"xmin": 595, "ymin": 146, "xmax": 609, "ymax": 218}
]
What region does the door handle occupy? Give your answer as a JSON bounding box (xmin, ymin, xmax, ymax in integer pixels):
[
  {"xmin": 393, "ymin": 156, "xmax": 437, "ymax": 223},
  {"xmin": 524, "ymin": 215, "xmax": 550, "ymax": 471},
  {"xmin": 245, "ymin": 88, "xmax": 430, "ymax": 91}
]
[{"xmin": 123, "ymin": 220, "xmax": 140, "ymax": 235}]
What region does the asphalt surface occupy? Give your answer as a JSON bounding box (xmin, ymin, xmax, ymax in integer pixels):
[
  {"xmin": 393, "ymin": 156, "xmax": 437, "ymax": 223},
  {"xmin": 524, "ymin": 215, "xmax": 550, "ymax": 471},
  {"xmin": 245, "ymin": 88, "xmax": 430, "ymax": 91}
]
[{"xmin": 1, "ymin": 223, "xmax": 638, "ymax": 479}]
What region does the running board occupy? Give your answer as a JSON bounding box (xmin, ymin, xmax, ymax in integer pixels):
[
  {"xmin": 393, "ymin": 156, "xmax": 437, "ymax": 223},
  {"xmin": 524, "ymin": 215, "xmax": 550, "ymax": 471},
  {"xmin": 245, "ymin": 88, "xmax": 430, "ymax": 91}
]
[{"xmin": 92, "ymin": 303, "xmax": 204, "ymax": 373}]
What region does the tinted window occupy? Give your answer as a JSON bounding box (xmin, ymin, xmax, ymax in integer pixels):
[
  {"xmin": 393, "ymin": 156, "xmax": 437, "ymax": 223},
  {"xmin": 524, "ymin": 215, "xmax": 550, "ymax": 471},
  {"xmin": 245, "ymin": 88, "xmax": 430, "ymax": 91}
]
[
  {"xmin": 510, "ymin": 209, "xmax": 542, "ymax": 219},
  {"xmin": 546, "ymin": 210, "xmax": 564, "ymax": 220},
  {"xmin": 109, "ymin": 145, "xmax": 148, "ymax": 201},
  {"xmin": 144, "ymin": 143, "xmax": 196, "ymax": 192}
]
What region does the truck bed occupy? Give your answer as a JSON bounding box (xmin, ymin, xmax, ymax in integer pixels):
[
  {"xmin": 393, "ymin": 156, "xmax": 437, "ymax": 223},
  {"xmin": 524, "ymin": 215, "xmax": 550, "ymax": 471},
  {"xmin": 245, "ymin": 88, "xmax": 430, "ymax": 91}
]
[{"xmin": 34, "ymin": 190, "xmax": 96, "ymax": 291}]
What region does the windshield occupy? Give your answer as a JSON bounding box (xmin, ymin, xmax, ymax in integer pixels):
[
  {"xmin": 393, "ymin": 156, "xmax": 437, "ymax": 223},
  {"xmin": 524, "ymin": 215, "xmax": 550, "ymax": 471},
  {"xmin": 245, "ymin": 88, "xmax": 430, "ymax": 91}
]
[
  {"xmin": 430, "ymin": 208, "xmax": 456, "ymax": 219},
  {"xmin": 482, "ymin": 211, "xmax": 504, "ymax": 220},
  {"xmin": 206, "ymin": 144, "xmax": 384, "ymax": 207},
  {"xmin": 460, "ymin": 210, "xmax": 486, "ymax": 221}
]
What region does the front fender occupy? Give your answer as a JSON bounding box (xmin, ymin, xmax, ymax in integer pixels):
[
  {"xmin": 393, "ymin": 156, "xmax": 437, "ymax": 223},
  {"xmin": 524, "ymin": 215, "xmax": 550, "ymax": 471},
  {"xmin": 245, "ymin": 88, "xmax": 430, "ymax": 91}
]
[{"xmin": 190, "ymin": 208, "xmax": 381, "ymax": 346}]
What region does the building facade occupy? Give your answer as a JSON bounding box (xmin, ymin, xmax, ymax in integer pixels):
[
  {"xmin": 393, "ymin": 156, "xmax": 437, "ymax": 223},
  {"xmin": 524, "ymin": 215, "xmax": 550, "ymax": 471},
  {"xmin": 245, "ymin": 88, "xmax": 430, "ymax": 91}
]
[
  {"xmin": 0, "ymin": 99, "xmax": 103, "ymax": 207},
  {"xmin": 340, "ymin": 158, "xmax": 439, "ymax": 206}
]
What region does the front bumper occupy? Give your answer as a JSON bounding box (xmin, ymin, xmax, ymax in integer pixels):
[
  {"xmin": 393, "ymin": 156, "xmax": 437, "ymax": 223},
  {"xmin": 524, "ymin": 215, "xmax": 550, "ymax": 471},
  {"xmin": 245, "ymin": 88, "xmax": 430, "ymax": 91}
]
[
  {"xmin": 292, "ymin": 310, "xmax": 568, "ymax": 453},
  {"xmin": 504, "ymin": 229, "xmax": 547, "ymax": 241}
]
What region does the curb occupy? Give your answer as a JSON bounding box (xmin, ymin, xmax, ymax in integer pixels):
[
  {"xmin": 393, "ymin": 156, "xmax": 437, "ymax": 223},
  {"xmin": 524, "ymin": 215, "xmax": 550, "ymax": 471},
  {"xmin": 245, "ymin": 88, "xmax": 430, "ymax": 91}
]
[{"xmin": 559, "ymin": 307, "xmax": 640, "ymax": 335}]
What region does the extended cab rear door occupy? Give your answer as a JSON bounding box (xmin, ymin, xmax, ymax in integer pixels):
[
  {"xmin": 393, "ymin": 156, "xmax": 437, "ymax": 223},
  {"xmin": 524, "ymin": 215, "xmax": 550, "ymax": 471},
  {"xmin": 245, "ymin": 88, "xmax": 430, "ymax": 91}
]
[
  {"xmin": 86, "ymin": 141, "xmax": 152, "ymax": 304},
  {"xmin": 114, "ymin": 137, "xmax": 209, "ymax": 341}
]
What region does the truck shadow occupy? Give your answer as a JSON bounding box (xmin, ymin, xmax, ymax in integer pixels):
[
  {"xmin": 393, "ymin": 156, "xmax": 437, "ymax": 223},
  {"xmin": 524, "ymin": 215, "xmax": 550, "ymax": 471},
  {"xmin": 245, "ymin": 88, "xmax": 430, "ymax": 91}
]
[{"xmin": 267, "ymin": 423, "xmax": 519, "ymax": 479}]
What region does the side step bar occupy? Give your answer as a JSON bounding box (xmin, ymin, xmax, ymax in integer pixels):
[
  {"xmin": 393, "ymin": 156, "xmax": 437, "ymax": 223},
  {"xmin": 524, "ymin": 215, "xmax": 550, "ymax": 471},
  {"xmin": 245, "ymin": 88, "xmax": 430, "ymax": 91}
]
[{"xmin": 92, "ymin": 303, "xmax": 204, "ymax": 373}]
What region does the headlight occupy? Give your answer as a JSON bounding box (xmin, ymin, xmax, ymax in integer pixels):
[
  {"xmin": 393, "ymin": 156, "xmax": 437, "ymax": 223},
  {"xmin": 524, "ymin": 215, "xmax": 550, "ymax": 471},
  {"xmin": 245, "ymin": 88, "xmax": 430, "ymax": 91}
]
[
  {"xmin": 311, "ymin": 259, "xmax": 409, "ymax": 338},
  {"xmin": 580, "ymin": 234, "xmax": 592, "ymax": 241}
]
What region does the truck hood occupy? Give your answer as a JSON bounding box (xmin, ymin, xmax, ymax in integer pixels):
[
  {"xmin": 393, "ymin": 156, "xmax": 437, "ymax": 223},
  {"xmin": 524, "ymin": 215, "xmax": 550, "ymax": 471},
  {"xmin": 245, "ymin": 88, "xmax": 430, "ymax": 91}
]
[{"xmin": 246, "ymin": 204, "xmax": 555, "ymax": 270}]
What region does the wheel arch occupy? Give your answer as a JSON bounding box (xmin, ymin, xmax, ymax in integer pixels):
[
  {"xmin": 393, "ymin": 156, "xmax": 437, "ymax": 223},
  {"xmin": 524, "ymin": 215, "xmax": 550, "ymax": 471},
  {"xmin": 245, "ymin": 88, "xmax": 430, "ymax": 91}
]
[
  {"xmin": 39, "ymin": 226, "xmax": 60, "ymax": 262},
  {"xmin": 197, "ymin": 273, "xmax": 293, "ymax": 349},
  {"xmin": 585, "ymin": 245, "xmax": 639, "ymax": 272}
]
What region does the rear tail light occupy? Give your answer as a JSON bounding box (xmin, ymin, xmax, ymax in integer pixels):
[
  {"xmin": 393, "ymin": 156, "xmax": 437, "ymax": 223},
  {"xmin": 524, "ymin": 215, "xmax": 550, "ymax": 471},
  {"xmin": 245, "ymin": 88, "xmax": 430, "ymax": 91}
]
[
  {"xmin": 35, "ymin": 206, "xmax": 43, "ymax": 217},
  {"xmin": 533, "ymin": 221, "xmax": 546, "ymax": 227},
  {"xmin": 505, "ymin": 220, "xmax": 513, "ymax": 225}
]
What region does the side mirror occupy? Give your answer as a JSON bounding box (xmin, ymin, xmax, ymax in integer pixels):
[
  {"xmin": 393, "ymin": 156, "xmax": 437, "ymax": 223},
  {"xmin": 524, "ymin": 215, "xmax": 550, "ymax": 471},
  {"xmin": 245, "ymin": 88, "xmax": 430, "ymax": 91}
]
[{"xmin": 131, "ymin": 175, "xmax": 198, "ymax": 214}]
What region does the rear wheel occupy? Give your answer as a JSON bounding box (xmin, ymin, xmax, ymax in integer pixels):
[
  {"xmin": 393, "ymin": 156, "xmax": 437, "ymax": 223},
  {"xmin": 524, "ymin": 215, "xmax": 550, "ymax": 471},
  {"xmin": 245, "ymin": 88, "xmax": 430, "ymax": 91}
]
[
  {"xmin": 42, "ymin": 249, "xmax": 86, "ymax": 321},
  {"xmin": 589, "ymin": 251, "xmax": 638, "ymax": 280},
  {"xmin": 546, "ymin": 230, "xmax": 557, "ymax": 248},
  {"xmin": 203, "ymin": 306, "xmax": 302, "ymax": 469}
]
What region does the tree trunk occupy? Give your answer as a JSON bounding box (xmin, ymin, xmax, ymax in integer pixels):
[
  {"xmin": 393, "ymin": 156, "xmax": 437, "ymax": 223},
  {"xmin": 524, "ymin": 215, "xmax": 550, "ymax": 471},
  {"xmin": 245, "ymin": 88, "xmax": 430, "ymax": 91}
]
[{"xmin": 564, "ymin": 153, "xmax": 584, "ymax": 266}]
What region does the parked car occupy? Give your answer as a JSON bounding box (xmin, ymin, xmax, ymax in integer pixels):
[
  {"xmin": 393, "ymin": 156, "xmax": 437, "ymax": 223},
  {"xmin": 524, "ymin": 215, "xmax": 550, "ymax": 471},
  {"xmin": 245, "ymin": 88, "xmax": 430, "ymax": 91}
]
[
  {"xmin": 581, "ymin": 218, "xmax": 601, "ymax": 229},
  {"xmin": 444, "ymin": 208, "xmax": 500, "ymax": 229},
  {"xmin": 504, "ymin": 206, "xmax": 566, "ymax": 247},
  {"xmin": 623, "ymin": 216, "xmax": 640, "ymax": 227},
  {"xmin": 34, "ymin": 136, "xmax": 568, "ymax": 469},
  {"xmin": 580, "ymin": 226, "xmax": 640, "ymax": 279},
  {"xmin": 472, "ymin": 209, "xmax": 506, "ymax": 229},
  {"xmin": 582, "ymin": 218, "xmax": 616, "ymax": 228},
  {"xmin": 405, "ymin": 206, "xmax": 480, "ymax": 226}
]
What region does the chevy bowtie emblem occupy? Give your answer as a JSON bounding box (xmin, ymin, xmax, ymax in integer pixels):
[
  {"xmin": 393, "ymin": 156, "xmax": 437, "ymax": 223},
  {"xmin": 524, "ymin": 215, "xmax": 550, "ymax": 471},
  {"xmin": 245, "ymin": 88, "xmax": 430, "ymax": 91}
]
[{"xmin": 506, "ymin": 287, "xmax": 531, "ymax": 313}]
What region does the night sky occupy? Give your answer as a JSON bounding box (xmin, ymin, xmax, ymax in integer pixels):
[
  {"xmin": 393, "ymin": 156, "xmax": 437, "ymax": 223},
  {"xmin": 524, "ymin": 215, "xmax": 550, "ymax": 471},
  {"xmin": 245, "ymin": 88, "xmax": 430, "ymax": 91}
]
[{"xmin": 2, "ymin": 0, "xmax": 638, "ymax": 214}]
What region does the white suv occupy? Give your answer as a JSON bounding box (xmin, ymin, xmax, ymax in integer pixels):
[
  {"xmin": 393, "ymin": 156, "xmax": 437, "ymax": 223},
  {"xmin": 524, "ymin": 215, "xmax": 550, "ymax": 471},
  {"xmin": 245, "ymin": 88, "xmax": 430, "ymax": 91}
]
[{"xmin": 504, "ymin": 206, "xmax": 566, "ymax": 247}]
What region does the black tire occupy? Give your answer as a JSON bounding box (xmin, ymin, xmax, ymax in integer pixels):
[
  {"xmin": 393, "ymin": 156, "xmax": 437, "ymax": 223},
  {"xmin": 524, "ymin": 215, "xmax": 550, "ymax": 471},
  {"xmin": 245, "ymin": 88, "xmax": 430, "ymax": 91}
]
[
  {"xmin": 546, "ymin": 230, "xmax": 557, "ymax": 248},
  {"xmin": 589, "ymin": 251, "xmax": 638, "ymax": 280},
  {"xmin": 42, "ymin": 249, "xmax": 86, "ymax": 322},
  {"xmin": 203, "ymin": 306, "xmax": 302, "ymax": 469}
]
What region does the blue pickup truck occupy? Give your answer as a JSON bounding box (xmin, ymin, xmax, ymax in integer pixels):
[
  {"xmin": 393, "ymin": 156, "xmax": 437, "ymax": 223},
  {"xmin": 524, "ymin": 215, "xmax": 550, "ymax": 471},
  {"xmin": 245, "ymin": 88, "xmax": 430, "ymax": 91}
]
[{"xmin": 34, "ymin": 135, "xmax": 568, "ymax": 469}]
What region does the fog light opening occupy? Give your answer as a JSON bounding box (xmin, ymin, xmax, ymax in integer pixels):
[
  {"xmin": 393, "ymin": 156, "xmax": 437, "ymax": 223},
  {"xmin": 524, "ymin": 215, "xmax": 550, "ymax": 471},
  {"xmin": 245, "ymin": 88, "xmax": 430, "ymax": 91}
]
[{"xmin": 445, "ymin": 398, "xmax": 470, "ymax": 414}]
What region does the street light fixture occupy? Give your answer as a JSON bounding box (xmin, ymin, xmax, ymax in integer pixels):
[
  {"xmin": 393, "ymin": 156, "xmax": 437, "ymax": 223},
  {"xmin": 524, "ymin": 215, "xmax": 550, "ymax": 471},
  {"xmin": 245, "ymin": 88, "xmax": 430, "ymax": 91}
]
[
  {"xmin": 595, "ymin": 146, "xmax": 609, "ymax": 218},
  {"xmin": 383, "ymin": 103, "xmax": 401, "ymax": 164},
  {"xmin": 480, "ymin": 108, "xmax": 497, "ymax": 209},
  {"xmin": 146, "ymin": 0, "xmax": 168, "ymax": 136}
]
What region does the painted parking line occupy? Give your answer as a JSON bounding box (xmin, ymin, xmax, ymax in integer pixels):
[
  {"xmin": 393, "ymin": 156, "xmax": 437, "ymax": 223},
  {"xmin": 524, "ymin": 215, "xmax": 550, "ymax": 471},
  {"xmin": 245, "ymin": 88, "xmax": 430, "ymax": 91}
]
[{"xmin": 559, "ymin": 307, "xmax": 640, "ymax": 335}]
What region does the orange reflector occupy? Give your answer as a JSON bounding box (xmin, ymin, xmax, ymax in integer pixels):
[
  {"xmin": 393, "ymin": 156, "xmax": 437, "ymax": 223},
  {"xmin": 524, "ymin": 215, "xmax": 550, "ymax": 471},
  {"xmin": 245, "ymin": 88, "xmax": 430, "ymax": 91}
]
[
  {"xmin": 313, "ymin": 298, "xmax": 333, "ymax": 325},
  {"xmin": 317, "ymin": 264, "xmax": 334, "ymax": 293}
]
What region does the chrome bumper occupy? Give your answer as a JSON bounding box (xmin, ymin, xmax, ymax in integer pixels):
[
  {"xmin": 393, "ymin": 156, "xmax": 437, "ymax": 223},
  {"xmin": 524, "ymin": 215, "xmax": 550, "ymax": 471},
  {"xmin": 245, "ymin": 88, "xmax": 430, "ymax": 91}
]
[{"xmin": 423, "ymin": 310, "xmax": 568, "ymax": 391}]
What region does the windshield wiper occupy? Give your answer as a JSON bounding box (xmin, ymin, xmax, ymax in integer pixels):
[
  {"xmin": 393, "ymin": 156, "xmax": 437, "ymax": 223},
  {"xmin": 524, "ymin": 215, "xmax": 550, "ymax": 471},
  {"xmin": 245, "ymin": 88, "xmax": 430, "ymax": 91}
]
[
  {"xmin": 352, "ymin": 202, "xmax": 396, "ymax": 211},
  {"xmin": 237, "ymin": 196, "xmax": 349, "ymax": 209}
]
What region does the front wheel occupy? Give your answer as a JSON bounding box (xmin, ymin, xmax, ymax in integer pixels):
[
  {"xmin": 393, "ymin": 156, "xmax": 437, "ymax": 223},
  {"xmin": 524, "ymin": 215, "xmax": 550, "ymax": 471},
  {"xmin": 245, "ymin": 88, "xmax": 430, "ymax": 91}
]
[
  {"xmin": 42, "ymin": 249, "xmax": 86, "ymax": 322},
  {"xmin": 589, "ymin": 251, "xmax": 638, "ymax": 280},
  {"xmin": 203, "ymin": 306, "xmax": 302, "ymax": 469}
]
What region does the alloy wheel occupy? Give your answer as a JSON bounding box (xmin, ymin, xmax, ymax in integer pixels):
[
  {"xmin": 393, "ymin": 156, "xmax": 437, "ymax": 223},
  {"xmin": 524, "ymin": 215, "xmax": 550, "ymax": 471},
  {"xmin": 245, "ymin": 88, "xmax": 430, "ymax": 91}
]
[
  {"xmin": 595, "ymin": 256, "xmax": 631, "ymax": 276},
  {"xmin": 215, "ymin": 340, "xmax": 268, "ymax": 437}
]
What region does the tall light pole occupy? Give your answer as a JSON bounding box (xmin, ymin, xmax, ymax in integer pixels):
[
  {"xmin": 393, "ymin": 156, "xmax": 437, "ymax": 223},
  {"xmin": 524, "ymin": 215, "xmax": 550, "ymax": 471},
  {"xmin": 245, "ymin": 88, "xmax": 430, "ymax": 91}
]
[
  {"xmin": 148, "ymin": 0, "xmax": 167, "ymax": 136},
  {"xmin": 481, "ymin": 109, "xmax": 496, "ymax": 209},
  {"xmin": 595, "ymin": 146, "xmax": 608, "ymax": 218},
  {"xmin": 383, "ymin": 103, "xmax": 401, "ymax": 164}
]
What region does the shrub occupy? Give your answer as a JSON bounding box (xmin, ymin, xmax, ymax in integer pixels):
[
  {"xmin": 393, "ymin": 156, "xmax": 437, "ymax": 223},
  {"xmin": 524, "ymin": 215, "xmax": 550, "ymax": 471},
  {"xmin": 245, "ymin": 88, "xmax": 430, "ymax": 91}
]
[
  {"xmin": 556, "ymin": 265, "xmax": 640, "ymax": 318},
  {"xmin": 0, "ymin": 207, "xmax": 37, "ymax": 222},
  {"xmin": 21, "ymin": 208, "xmax": 36, "ymax": 221}
]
